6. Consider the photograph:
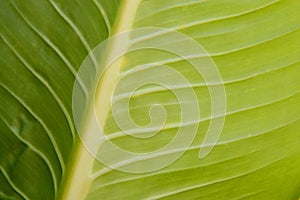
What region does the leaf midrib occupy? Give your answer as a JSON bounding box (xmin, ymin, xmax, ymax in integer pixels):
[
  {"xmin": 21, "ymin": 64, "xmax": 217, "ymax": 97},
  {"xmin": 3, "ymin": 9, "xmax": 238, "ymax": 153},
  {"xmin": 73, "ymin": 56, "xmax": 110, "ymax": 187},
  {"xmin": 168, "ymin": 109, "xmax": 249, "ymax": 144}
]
[{"xmin": 56, "ymin": 1, "xmax": 142, "ymax": 199}]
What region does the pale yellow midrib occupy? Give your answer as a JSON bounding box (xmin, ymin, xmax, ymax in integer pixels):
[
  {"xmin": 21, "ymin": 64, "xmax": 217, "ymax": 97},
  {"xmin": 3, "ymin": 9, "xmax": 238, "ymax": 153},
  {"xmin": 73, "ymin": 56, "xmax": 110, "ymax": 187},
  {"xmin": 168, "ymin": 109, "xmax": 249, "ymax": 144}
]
[
  {"xmin": 95, "ymin": 0, "xmax": 142, "ymax": 126},
  {"xmin": 57, "ymin": 1, "xmax": 142, "ymax": 200}
]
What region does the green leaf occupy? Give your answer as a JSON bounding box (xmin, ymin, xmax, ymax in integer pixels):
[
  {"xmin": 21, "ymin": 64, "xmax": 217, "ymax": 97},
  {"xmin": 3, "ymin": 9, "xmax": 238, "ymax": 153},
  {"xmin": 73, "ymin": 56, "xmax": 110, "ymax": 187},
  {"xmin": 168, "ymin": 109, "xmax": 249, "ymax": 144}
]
[{"xmin": 1, "ymin": 0, "xmax": 300, "ymax": 199}]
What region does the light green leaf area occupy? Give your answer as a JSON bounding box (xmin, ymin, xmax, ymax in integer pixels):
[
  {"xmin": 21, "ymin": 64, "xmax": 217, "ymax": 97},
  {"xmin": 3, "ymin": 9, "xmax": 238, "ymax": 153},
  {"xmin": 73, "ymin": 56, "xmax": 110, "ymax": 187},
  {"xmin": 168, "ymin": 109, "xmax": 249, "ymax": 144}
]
[{"xmin": 1, "ymin": 0, "xmax": 300, "ymax": 200}]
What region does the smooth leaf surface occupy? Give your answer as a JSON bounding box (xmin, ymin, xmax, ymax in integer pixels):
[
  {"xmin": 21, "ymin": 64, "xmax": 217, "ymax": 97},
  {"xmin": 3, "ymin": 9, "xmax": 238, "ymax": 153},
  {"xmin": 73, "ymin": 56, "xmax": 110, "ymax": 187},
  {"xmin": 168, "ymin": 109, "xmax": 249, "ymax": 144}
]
[{"xmin": 1, "ymin": 0, "xmax": 300, "ymax": 200}]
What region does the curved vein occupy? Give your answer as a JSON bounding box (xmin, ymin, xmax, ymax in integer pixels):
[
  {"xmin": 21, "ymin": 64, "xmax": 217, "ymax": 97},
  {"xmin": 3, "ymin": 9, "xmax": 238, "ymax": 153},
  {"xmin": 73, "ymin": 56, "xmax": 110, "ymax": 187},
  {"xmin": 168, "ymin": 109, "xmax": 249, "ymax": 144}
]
[
  {"xmin": 173, "ymin": 0, "xmax": 280, "ymax": 31},
  {"xmin": 132, "ymin": 0, "xmax": 279, "ymax": 43},
  {"xmin": 91, "ymin": 117, "xmax": 300, "ymax": 182},
  {"xmin": 0, "ymin": 166, "xmax": 29, "ymax": 200},
  {"xmin": 0, "ymin": 84, "xmax": 65, "ymax": 173},
  {"xmin": 8, "ymin": 4, "xmax": 77, "ymax": 142},
  {"xmin": 124, "ymin": 25, "xmax": 300, "ymax": 83},
  {"xmin": 48, "ymin": 0, "xmax": 99, "ymax": 70},
  {"xmin": 115, "ymin": 59, "xmax": 300, "ymax": 102},
  {"xmin": 135, "ymin": 0, "xmax": 279, "ymax": 34},
  {"xmin": 91, "ymin": 149, "xmax": 258, "ymax": 188},
  {"xmin": 205, "ymin": 26, "xmax": 300, "ymax": 56},
  {"xmin": 11, "ymin": 1, "xmax": 87, "ymax": 97},
  {"xmin": 92, "ymin": 0, "xmax": 111, "ymax": 34},
  {"xmin": 234, "ymin": 191, "xmax": 264, "ymax": 200},
  {"xmin": 0, "ymin": 115, "xmax": 58, "ymax": 193},
  {"xmin": 0, "ymin": 191, "xmax": 20, "ymax": 200},
  {"xmin": 0, "ymin": 34, "xmax": 74, "ymax": 145},
  {"xmin": 105, "ymin": 89, "xmax": 300, "ymax": 140},
  {"xmin": 146, "ymin": 156, "xmax": 286, "ymax": 199},
  {"xmin": 134, "ymin": 26, "xmax": 298, "ymax": 74},
  {"xmin": 137, "ymin": 0, "xmax": 208, "ymax": 21}
]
